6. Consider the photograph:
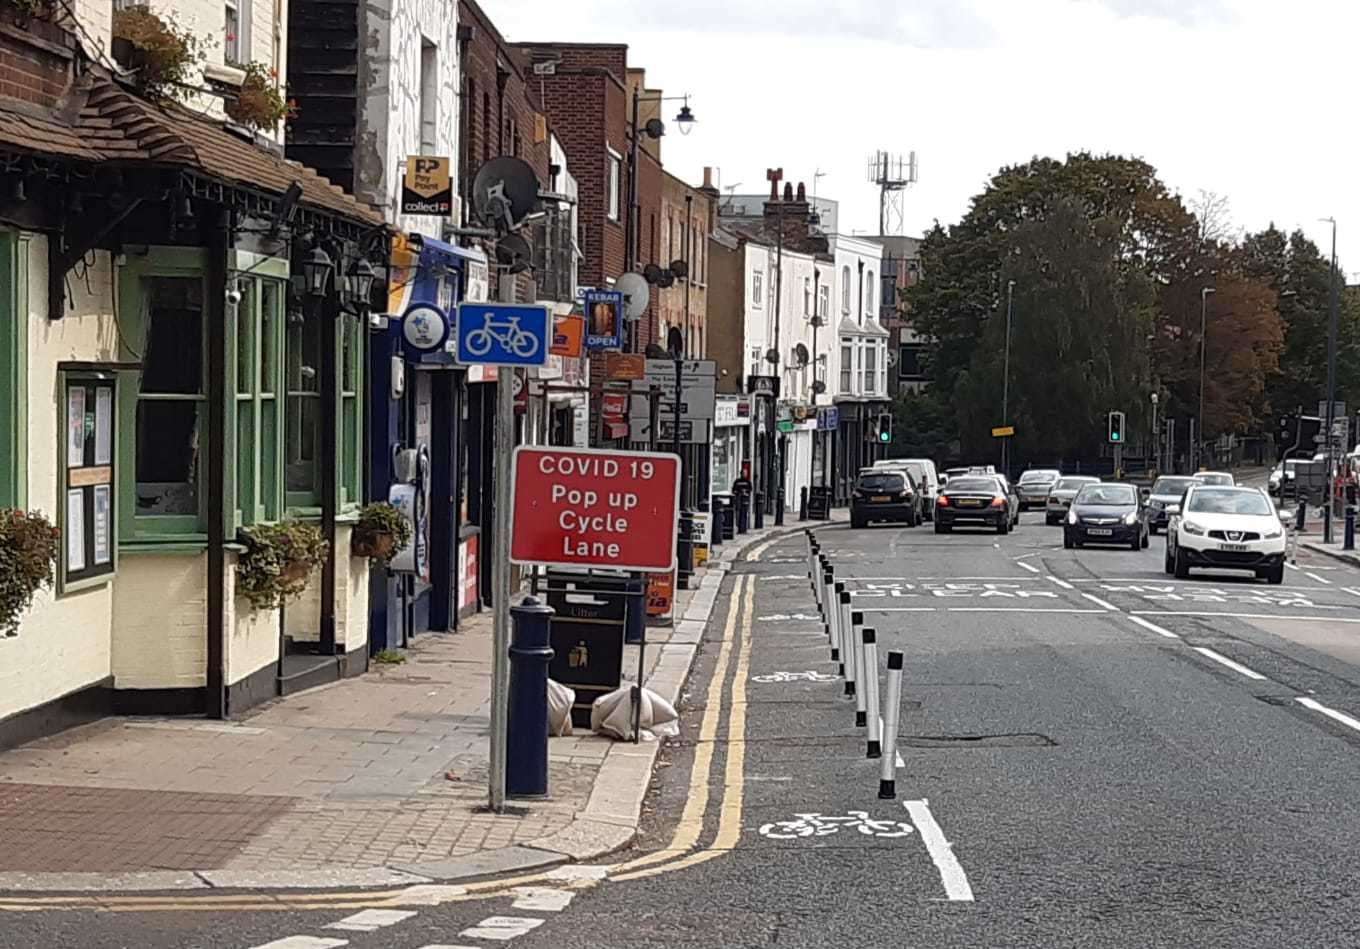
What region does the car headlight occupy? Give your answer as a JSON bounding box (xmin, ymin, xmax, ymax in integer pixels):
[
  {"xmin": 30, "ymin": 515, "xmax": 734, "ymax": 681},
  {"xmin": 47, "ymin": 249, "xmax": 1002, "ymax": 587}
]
[
  {"xmin": 1182, "ymin": 520, "xmax": 1207, "ymax": 536},
  {"xmin": 1066, "ymin": 511, "xmax": 1078, "ymax": 525},
  {"xmin": 1264, "ymin": 528, "xmax": 1283, "ymax": 540},
  {"xmin": 1123, "ymin": 512, "xmax": 1139, "ymax": 525}
]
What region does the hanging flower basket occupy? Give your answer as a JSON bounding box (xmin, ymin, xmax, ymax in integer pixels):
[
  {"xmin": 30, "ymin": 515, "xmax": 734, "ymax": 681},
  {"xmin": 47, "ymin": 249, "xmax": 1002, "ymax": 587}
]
[
  {"xmin": 111, "ymin": 5, "xmax": 209, "ymax": 102},
  {"xmin": 0, "ymin": 509, "xmax": 59, "ymax": 637},
  {"xmin": 224, "ymin": 61, "xmax": 297, "ymax": 132},
  {"xmin": 351, "ymin": 503, "xmax": 412, "ymax": 565},
  {"xmin": 236, "ymin": 521, "xmax": 329, "ymax": 612},
  {"xmin": 1, "ymin": 0, "xmax": 56, "ymax": 23}
]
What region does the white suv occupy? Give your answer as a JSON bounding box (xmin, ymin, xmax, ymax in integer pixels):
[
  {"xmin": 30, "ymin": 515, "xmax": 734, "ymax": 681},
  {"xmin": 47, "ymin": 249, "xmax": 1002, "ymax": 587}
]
[{"xmin": 1164, "ymin": 485, "xmax": 1287, "ymax": 584}]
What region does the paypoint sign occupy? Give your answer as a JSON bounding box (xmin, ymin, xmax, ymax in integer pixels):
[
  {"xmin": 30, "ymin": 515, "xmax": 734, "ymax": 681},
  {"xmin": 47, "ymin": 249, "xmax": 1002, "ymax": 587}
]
[{"xmin": 510, "ymin": 446, "xmax": 680, "ymax": 572}]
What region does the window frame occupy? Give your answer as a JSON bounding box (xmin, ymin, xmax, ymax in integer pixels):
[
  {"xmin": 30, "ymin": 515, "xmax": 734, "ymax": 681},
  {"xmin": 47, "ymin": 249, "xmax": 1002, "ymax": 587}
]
[
  {"xmin": 839, "ymin": 338, "xmax": 853, "ymax": 394},
  {"xmin": 607, "ymin": 150, "xmax": 622, "ymax": 222},
  {"xmin": 223, "ymin": 0, "xmax": 250, "ymax": 66},
  {"xmin": 751, "ymin": 270, "xmax": 763, "ymax": 307},
  {"xmin": 0, "ymin": 230, "xmax": 28, "ymax": 509},
  {"xmin": 229, "ymin": 252, "xmax": 289, "ymax": 530},
  {"xmin": 864, "ymin": 341, "xmax": 877, "ymax": 394},
  {"xmin": 840, "ymin": 265, "xmax": 851, "ymax": 314},
  {"xmin": 117, "ymin": 247, "xmax": 211, "ymax": 543},
  {"xmin": 865, "ymin": 271, "xmax": 875, "ymax": 316}
]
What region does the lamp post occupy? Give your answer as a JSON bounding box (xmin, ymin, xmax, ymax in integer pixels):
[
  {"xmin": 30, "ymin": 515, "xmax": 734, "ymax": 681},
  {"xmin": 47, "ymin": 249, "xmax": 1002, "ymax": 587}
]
[
  {"xmin": 809, "ymin": 268, "xmax": 822, "ymax": 494},
  {"xmin": 625, "ymin": 89, "xmax": 695, "ymax": 275},
  {"xmin": 1150, "ymin": 391, "xmax": 1159, "ymax": 474},
  {"xmin": 1322, "ymin": 217, "xmax": 1339, "ymax": 542},
  {"xmin": 1197, "ymin": 286, "xmax": 1215, "ymax": 470},
  {"xmin": 1002, "ymin": 279, "xmax": 1014, "ymax": 476}
]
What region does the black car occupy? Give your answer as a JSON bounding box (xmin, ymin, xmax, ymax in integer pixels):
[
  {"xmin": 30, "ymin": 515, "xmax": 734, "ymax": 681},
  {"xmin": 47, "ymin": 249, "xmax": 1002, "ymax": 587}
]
[
  {"xmin": 934, "ymin": 476, "xmax": 1017, "ymax": 534},
  {"xmin": 1063, "ymin": 482, "xmax": 1148, "ymax": 550},
  {"xmin": 851, "ymin": 469, "xmax": 921, "ymax": 528}
]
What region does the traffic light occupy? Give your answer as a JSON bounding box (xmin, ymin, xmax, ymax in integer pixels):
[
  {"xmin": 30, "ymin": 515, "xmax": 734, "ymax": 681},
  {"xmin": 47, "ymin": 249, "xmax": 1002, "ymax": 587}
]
[
  {"xmin": 1107, "ymin": 411, "xmax": 1125, "ymax": 444},
  {"xmin": 877, "ymin": 413, "xmax": 893, "ymax": 444}
]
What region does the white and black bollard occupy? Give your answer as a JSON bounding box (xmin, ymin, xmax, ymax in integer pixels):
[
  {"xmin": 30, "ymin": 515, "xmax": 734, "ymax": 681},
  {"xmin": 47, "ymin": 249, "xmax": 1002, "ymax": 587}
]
[
  {"xmin": 821, "ymin": 567, "xmax": 835, "ymax": 641},
  {"xmin": 862, "ymin": 627, "xmax": 882, "ymax": 758},
  {"xmin": 828, "ymin": 578, "xmax": 843, "ymax": 664},
  {"xmin": 811, "ymin": 550, "xmax": 824, "ymax": 613},
  {"xmin": 852, "ymin": 611, "xmax": 868, "ymax": 727},
  {"xmin": 878, "ymin": 650, "xmax": 904, "ymax": 799},
  {"xmin": 843, "ymin": 606, "xmax": 859, "ymax": 696}
]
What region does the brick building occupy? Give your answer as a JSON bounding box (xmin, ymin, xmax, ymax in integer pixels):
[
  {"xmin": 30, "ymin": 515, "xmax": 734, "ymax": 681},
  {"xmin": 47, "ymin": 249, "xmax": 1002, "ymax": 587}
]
[{"xmin": 659, "ymin": 169, "xmax": 716, "ymax": 358}]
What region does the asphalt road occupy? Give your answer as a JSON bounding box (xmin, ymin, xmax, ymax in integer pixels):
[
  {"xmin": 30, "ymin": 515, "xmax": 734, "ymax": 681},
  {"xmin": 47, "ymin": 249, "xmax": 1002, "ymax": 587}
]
[{"xmin": 10, "ymin": 510, "xmax": 1360, "ymax": 947}]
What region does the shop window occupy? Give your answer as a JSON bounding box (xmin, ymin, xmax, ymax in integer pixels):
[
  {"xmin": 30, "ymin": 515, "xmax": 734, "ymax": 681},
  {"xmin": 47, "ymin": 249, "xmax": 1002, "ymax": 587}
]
[
  {"xmin": 135, "ymin": 276, "xmax": 205, "ymax": 525},
  {"xmin": 0, "ymin": 232, "xmax": 26, "ymax": 509},
  {"xmin": 340, "ymin": 313, "xmax": 363, "ymax": 506},
  {"xmin": 232, "ymin": 272, "xmax": 287, "ymax": 526},
  {"xmin": 285, "ymin": 303, "xmax": 323, "ymax": 507}
]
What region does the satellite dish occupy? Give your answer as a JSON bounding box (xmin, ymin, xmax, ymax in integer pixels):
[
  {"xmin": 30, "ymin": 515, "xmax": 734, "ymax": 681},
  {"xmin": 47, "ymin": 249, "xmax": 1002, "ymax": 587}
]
[
  {"xmin": 793, "ymin": 343, "xmax": 809, "ymax": 368},
  {"xmin": 669, "ymin": 259, "xmax": 689, "ymax": 280},
  {"xmin": 643, "ymin": 263, "xmax": 664, "ymax": 285},
  {"xmin": 644, "ymin": 117, "xmax": 666, "ymax": 139},
  {"xmin": 813, "ymin": 379, "xmax": 827, "ymax": 395},
  {"xmin": 471, "ymin": 157, "xmax": 541, "ymax": 233},
  {"xmin": 765, "ymin": 348, "xmax": 780, "ymax": 365},
  {"xmin": 616, "ymin": 272, "xmax": 650, "ymax": 321},
  {"xmin": 667, "ymin": 326, "xmax": 684, "ymax": 357},
  {"xmin": 495, "ymin": 233, "xmax": 532, "ymax": 274},
  {"xmin": 657, "ymin": 271, "xmax": 675, "ymax": 289}
]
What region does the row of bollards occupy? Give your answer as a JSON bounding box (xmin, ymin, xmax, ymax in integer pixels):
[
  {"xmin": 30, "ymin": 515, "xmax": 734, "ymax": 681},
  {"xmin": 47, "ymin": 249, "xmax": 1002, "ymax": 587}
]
[{"xmin": 804, "ymin": 528, "xmax": 907, "ymax": 799}]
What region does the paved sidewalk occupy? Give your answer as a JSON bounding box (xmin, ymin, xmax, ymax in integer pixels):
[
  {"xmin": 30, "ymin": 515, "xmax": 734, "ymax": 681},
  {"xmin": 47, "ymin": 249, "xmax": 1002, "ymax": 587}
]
[{"xmin": 0, "ymin": 518, "xmax": 822, "ymax": 891}]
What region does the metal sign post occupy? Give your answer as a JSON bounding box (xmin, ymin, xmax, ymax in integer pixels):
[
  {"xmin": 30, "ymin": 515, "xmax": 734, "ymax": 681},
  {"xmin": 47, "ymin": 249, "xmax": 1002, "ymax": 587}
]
[{"xmin": 487, "ymin": 283, "xmax": 518, "ymax": 813}]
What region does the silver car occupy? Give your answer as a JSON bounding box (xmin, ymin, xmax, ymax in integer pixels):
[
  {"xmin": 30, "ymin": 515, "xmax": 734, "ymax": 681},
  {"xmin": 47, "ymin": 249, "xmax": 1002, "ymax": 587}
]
[
  {"xmin": 1044, "ymin": 476, "xmax": 1100, "ymax": 525},
  {"xmin": 1017, "ymin": 469, "xmax": 1061, "ymax": 510}
]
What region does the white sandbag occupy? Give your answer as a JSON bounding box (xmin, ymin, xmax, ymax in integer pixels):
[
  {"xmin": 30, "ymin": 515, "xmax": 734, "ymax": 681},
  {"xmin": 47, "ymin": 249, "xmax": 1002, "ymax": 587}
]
[
  {"xmin": 547, "ymin": 679, "xmax": 575, "ymax": 736},
  {"xmin": 590, "ymin": 685, "xmax": 680, "ymax": 741}
]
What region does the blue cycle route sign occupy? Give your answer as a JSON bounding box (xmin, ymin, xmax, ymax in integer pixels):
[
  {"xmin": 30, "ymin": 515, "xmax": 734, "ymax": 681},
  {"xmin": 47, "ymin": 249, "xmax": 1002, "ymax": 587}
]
[{"xmin": 454, "ymin": 302, "xmax": 551, "ymax": 368}]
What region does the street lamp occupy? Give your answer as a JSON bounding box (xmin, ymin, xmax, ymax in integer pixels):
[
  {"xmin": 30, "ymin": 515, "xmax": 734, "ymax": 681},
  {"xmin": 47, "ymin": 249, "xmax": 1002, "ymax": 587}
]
[
  {"xmin": 625, "ymin": 89, "xmax": 696, "ymax": 274},
  {"xmin": 1150, "ymin": 391, "xmax": 1160, "ymax": 474},
  {"xmin": 302, "ymin": 246, "xmax": 334, "ymax": 299},
  {"xmin": 1197, "ymin": 286, "xmax": 1215, "ymax": 470},
  {"xmin": 1002, "ymin": 279, "xmax": 1014, "ymax": 475}
]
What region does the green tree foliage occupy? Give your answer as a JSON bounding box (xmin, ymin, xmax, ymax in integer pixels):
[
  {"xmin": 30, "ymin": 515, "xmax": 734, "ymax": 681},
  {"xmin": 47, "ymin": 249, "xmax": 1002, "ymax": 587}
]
[{"xmin": 904, "ymin": 152, "xmax": 1288, "ymax": 459}]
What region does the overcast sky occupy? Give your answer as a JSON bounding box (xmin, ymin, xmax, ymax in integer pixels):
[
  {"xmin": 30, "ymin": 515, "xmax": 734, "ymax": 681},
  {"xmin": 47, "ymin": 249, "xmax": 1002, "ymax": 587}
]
[{"xmin": 495, "ymin": 0, "xmax": 1357, "ymax": 274}]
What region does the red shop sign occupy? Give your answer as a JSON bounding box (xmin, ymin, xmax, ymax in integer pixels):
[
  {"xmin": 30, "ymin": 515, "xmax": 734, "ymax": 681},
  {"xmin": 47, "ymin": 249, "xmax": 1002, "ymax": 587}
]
[{"xmin": 510, "ymin": 447, "xmax": 680, "ymax": 571}]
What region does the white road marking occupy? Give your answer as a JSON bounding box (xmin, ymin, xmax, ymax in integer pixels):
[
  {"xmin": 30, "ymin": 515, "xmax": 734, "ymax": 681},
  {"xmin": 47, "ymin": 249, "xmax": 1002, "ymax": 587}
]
[
  {"xmin": 1128, "ymin": 615, "xmax": 1179, "ymax": 639},
  {"xmin": 1296, "ymin": 697, "xmax": 1360, "ymax": 733},
  {"xmin": 1132, "ymin": 610, "xmax": 1360, "ymax": 624},
  {"xmin": 1285, "ymin": 562, "xmax": 1300, "ymax": 571},
  {"xmin": 1046, "ymin": 575, "xmax": 1075, "ymax": 590},
  {"xmin": 510, "ymin": 887, "xmax": 575, "ymax": 912},
  {"xmin": 459, "ymin": 917, "xmax": 547, "ymax": 941},
  {"xmin": 325, "ymin": 910, "xmax": 418, "ymax": 932},
  {"xmin": 858, "ymin": 607, "xmax": 939, "ymax": 613},
  {"xmin": 1016, "ymin": 561, "xmax": 1040, "ymax": 574},
  {"xmin": 248, "ymin": 939, "xmax": 348, "ymax": 949},
  {"xmin": 1343, "ymin": 588, "xmax": 1360, "ymax": 600},
  {"xmin": 944, "ymin": 607, "xmax": 1106, "ymax": 614},
  {"xmin": 1307, "ymin": 572, "xmax": 1333, "ymax": 585},
  {"xmin": 1192, "ymin": 647, "xmax": 1267, "ymax": 680},
  {"xmin": 904, "ymin": 799, "xmax": 974, "ymax": 902},
  {"xmin": 1081, "ymin": 593, "xmax": 1119, "ymax": 612},
  {"xmin": 415, "ymin": 945, "xmax": 480, "ymax": 949}
]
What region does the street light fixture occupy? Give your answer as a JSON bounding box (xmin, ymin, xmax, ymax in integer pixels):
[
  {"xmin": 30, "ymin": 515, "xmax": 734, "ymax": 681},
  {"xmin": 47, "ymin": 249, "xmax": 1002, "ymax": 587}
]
[
  {"xmin": 1321, "ymin": 216, "xmax": 1339, "ymax": 541},
  {"xmin": 1197, "ymin": 286, "xmax": 1215, "ymax": 470},
  {"xmin": 674, "ymin": 97, "xmax": 696, "ymax": 135},
  {"xmin": 625, "ymin": 89, "xmax": 697, "ymax": 275},
  {"xmin": 302, "ymin": 246, "xmax": 334, "ymax": 299},
  {"xmin": 1002, "ymin": 279, "xmax": 1015, "ymax": 475}
]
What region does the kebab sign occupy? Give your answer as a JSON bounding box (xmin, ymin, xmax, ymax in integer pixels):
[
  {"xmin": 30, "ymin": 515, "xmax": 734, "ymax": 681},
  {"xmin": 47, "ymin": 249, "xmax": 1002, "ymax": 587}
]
[{"xmin": 510, "ymin": 447, "xmax": 680, "ymax": 571}]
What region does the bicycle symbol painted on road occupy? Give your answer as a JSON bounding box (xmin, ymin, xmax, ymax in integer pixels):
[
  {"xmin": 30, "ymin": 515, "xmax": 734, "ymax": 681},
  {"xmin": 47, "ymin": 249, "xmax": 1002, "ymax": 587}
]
[
  {"xmin": 750, "ymin": 671, "xmax": 839, "ymax": 683},
  {"xmin": 758, "ymin": 811, "xmax": 915, "ymax": 840},
  {"xmin": 464, "ymin": 314, "xmax": 540, "ymax": 359}
]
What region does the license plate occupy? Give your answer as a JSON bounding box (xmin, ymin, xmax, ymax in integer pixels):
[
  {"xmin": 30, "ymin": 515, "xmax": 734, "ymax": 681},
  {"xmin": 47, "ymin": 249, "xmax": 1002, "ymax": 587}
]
[
  {"xmin": 1219, "ymin": 543, "xmax": 1249, "ymax": 552},
  {"xmin": 871, "ymin": 495, "xmax": 891, "ymax": 502},
  {"xmin": 1087, "ymin": 528, "xmax": 1112, "ymax": 536},
  {"xmin": 959, "ymin": 499, "xmax": 982, "ymax": 508}
]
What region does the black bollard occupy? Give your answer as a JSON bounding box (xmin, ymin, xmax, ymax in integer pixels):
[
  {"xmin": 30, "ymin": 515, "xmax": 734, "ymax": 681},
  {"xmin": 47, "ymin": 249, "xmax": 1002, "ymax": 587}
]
[{"xmin": 507, "ymin": 596, "xmax": 555, "ymax": 799}]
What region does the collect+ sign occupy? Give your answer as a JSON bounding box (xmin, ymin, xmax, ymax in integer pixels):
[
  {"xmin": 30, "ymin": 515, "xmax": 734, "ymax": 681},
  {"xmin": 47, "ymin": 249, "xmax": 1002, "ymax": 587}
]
[{"xmin": 510, "ymin": 447, "xmax": 680, "ymax": 571}]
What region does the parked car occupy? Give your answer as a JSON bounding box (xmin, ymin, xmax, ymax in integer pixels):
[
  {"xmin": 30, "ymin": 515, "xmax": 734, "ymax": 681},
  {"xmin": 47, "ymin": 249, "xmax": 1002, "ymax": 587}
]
[
  {"xmin": 851, "ymin": 468, "xmax": 922, "ymax": 528},
  {"xmin": 876, "ymin": 458, "xmax": 942, "ymax": 519},
  {"xmin": 1063, "ymin": 482, "xmax": 1148, "ymax": 551},
  {"xmin": 1146, "ymin": 475, "xmax": 1199, "ymax": 534},
  {"xmin": 935, "ymin": 475, "xmax": 1019, "ymax": 535},
  {"xmin": 1193, "ymin": 471, "xmax": 1236, "ymax": 487},
  {"xmin": 1044, "ymin": 476, "xmax": 1101, "ymax": 525},
  {"xmin": 1016, "ymin": 469, "xmax": 1062, "ymax": 510},
  {"xmin": 1164, "ymin": 485, "xmax": 1287, "ymax": 584}
]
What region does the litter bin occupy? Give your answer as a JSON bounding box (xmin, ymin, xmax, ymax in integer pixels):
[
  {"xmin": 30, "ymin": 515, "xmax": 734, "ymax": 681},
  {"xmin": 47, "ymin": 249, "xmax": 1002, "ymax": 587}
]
[
  {"xmin": 677, "ymin": 512, "xmax": 695, "ymax": 590},
  {"xmin": 717, "ymin": 497, "xmax": 736, "ymax": 540},
  {"xmin": 542, "ymin": 568, "xmax": 634, "ymax": 729}
]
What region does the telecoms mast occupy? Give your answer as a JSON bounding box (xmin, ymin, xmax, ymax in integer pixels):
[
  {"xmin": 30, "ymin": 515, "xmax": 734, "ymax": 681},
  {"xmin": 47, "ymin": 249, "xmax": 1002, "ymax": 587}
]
[{"xmin": 866, "ymin": 150, "xmax": 918, "ymax": 237}]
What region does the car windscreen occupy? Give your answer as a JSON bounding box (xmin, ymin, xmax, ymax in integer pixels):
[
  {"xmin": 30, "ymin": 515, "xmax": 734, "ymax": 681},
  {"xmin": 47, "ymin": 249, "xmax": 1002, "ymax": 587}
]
[
  {"xmin": 1019, "ymin": 470, "xmax": 1057, "ymax": 483},
  {"xmin": 1053, "ymin": 478, "xmax": 1095, "ymax": 492},
  {"xmin": 857, "ymin": 473, "xmax": 905, "ymax": 492},
  {"xmin": 1186, "ymin": 489, "xmax": 1273, "ymax": 516},
  {"xmin": 1075, "ymin": 484, "xmax": 1136, "ymax": 506},
  {"xmin": 1152, "ymin": 477, "xmax": 1196, "ymax": 496},
  {"xmin": 944, "ymin": 478, "xmax": 998, "ymax": 494},
  {"xmin": 1195, "ymin": 474, "xmax": 1233, "ymax": 485}
]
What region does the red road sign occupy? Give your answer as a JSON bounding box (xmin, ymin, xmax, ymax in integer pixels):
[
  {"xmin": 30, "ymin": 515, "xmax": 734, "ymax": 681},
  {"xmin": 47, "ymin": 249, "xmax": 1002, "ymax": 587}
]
[{"xmin": 510, "ymin": 447, "xmax": 680, "ymax": 571}]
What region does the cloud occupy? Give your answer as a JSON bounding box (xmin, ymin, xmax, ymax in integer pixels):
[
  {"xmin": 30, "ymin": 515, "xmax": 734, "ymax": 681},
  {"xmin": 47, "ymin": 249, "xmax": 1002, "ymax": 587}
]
[{"xmin": 1085, "ymin": 0, "xmax": 1237, "ymax": 27}]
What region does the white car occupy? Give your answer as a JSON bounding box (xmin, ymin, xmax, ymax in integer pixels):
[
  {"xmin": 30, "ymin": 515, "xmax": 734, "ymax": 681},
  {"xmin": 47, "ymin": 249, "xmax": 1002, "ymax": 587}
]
[
  {"xmin": 874, "ymin": 458, "xmax": 941, "ymax": 518},
  {"xmin": 1193, "ymin": 471, "xmax": 1235, "ymax": 487},
  {"xmin": 1164, "ymin": 485, "xmax": 1287, "ymax": 584}
]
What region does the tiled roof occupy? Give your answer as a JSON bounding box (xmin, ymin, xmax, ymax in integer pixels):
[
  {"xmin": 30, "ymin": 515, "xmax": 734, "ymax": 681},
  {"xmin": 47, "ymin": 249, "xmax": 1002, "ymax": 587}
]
[{"xmin": 1, "ymin": 73, "xmax": 381, "ymax": 226}]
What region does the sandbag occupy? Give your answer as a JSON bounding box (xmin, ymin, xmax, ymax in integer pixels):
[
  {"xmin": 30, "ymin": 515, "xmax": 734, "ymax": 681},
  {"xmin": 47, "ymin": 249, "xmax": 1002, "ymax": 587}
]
[
  {"xmin": 547, "ymin": 679, "xmax": 575, "ymax": 736},
  {"xmin": 590, "ymin": 685, "xmax": 680, "ymax": 741}
]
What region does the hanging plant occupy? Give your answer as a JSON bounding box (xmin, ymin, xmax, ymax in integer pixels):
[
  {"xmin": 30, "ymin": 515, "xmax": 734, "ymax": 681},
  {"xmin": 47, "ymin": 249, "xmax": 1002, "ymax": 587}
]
[
  {"xmin": 351, "ymin": 503, "xmax": 412, "ymax": 565},
  {"xmin": 111, "ymin": 5, "xmax": 209, "ymax": 102},
  {"xmin": 1, "ymin": 0, "xmax": 56, "ymax": 22},
  {"xmin": 0, "ymin": 509, "xmax": 60, "ymax": 637},
  {"xmin": 236, "ymin": 521, "xmax": 329, "ymax": 612},
  {"xmin": 224, "ymin": 61, "xmax": 297, "ymax": 132}
]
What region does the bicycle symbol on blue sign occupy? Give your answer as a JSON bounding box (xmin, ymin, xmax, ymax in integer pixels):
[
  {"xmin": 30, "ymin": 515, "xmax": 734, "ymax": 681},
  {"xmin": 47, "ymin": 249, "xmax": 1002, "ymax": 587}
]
[{"xmin": 454, "ymin": 303, "xmax": 551, "ymax": 368}]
